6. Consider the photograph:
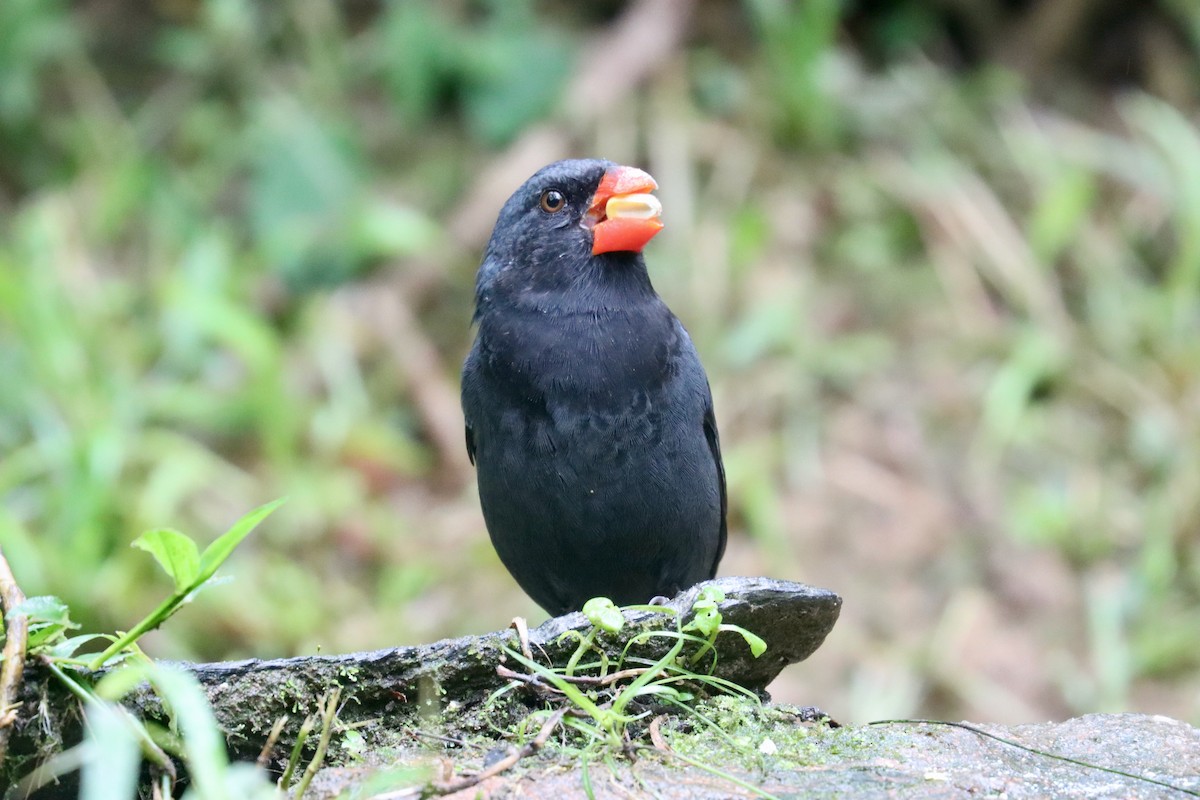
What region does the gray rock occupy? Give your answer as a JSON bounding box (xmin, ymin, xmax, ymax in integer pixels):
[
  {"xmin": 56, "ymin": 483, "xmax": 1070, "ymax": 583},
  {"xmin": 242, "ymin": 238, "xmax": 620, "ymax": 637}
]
[{"xmin": 302, "ymin": 710, "xmax": 1200, "ymax": 799}]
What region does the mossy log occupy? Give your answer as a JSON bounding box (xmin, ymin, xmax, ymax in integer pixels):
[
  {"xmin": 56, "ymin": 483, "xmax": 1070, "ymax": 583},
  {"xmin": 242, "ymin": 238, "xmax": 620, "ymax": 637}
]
[{"xmin": 2, "ymin": 577, "xmax": 841, "ymax": 790}]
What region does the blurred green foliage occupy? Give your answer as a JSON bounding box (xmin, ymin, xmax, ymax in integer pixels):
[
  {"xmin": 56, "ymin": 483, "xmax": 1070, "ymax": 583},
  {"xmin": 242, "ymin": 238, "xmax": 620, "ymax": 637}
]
[{"xmin": 1, "ymin": 0, "xmax": 1199, "ymax": 726}]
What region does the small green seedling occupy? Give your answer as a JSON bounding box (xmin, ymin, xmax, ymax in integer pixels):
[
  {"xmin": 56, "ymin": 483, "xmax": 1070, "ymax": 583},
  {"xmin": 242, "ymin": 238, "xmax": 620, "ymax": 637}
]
[
  {"xmin": 88, "ymin": 498, "xmax": 285, "ymax": 669},
  {"xmin": 500, "ymin": 589, "xmax": 769, "ymax": 750},
  {"xmin": 5, "ymin": 501, "xmax": 284, "ymax": 799}
]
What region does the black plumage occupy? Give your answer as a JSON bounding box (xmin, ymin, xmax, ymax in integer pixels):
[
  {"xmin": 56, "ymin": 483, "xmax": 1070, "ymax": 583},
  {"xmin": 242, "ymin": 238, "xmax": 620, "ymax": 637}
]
[{"xmin": 461, "ymin": 159, "xmax": 726, "ymax": 616}]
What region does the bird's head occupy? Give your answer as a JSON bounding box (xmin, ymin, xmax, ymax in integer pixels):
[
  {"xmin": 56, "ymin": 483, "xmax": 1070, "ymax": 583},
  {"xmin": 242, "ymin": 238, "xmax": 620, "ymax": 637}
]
[{"xmin": 476, "ymin": 159, "xmax": 664, "ymax": 309}]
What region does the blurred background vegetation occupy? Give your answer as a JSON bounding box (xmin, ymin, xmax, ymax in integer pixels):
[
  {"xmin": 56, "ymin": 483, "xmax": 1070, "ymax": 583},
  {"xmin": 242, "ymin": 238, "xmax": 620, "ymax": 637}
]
[{"xmin": 1, "ymin": 0, "xmax": 1199, "ymax": 728}]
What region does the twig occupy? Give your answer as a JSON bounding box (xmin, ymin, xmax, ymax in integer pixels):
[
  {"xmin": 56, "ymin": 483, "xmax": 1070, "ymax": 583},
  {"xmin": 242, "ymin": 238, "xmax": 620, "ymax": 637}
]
[
  {"xmin": 577, "ymin": 667, "xmax": 650, "ymax": 687},
  {"xmin": 511, "ymin": 616, "xmax": 532, "ymax": 661},
  {"xmin": 0, "ymin": 544, "xmax": 29, "ymax": 764},
  {"xmin": 430, "ymin": 708, "xmax": 567, "ymax": 796},
  {"xmin": 498, "ymin": 663, "xmax": 651, "ymax": 689},
  {"xmin": 496, "ymin": 665, "xmax": 566, "ymax": 697},
  {"xmin": 256, "ymin": 713, "xmax": 290, "ymax": 769},
  {"xmin": 648, "ymin": 714, "xmax": 671, "ymax": 753}
]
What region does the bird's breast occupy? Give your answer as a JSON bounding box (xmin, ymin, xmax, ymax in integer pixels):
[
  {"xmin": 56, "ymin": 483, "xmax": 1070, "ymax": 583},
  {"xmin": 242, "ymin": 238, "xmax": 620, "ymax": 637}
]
[{"xmin": 477, "ymin": 305, "xmax": 678, "ymax": 409}]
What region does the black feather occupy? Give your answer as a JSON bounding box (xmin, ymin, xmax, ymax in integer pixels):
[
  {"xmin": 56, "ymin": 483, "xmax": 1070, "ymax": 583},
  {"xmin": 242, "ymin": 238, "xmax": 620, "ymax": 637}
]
[{"xmin": 461, "ymin": 159, "xmax": 726, "ymax": 615}]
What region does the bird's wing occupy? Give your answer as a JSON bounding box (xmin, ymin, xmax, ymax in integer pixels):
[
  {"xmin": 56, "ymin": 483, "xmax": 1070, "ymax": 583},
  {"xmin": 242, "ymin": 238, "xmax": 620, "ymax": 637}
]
[
  {"xmin": 703, "ymin": 391, "xmax": 727, "ymax": 576},
  {"xmin": 465, "ymin": 422, "xmax": 476, "ymax": 466}
]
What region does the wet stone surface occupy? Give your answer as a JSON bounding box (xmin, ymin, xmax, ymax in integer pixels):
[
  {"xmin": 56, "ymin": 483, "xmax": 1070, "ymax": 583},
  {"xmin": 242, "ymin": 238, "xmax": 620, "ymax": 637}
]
[{"xmin": 303, "ymin": 710, "xmax": 1200, "ymax": 799}]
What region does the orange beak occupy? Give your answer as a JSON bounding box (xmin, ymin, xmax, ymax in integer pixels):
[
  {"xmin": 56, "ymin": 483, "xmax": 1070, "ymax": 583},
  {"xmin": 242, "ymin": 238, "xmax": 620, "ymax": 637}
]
[{"xmin": 587, "ymin": 165, "xmax": 664, "ymax": 255}]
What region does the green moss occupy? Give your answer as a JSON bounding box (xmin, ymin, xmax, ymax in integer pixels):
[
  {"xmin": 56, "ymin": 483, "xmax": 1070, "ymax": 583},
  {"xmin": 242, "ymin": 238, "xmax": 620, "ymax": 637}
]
[{"xmin": 664, "ymin": 697, "xmax": 893, "ymax": 775}]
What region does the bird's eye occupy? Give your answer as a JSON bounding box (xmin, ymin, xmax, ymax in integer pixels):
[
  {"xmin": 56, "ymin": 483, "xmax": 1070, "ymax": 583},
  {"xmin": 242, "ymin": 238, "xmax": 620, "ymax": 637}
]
[{"xmin": 539, "ymin": 189, "xmax": 566, "ymax": 213}]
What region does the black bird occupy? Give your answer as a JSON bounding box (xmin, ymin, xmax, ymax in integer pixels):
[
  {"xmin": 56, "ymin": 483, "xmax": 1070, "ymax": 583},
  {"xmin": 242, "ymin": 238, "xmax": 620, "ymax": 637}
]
[{"xmin": 461, "ymin": 159, "xmax": 726, "ymax": 616}]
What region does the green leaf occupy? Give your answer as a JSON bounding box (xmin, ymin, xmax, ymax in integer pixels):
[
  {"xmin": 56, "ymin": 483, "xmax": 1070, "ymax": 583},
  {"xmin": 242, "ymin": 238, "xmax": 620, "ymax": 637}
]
[
  {"xmin": 720, "ymin": 624, "xmax": 768, "ymax": 658},
  {"xmin": 11, "ymin": 596, "xmax": 78, "ymax": 650},
  {"xmin": 196, "ymin": 498, "xmax": 285, "ymax": 585},
  {"xmin": 88, "ymin": 503, "xmax": 280, "ymax": 671},
  {"xmin": 95, "ymin": 665, "xmax": 150, "ymax": 702},
  {"xmin": 146, "ymin": 665, "xmax": 230, "ymax": 794},
  {"xmin": 26, "ymin": 625, "xmax": 67, "ymax": 649},
  {"xmin": 48, "ymin": 633, "xmax": 111, "ymax": 659},
  {"xmin": 80, "ymin": 701, "xmax": 141, "ymax": 800},
  {"xmin": 132, "ymin": 528, "xmax": 200, "ymax": 593},
  {"xmin": 101, "ymin": 663, "xmax": 232, "ymax": 796},
  {"xmin": 636, "ymin": 684, "xmax": 689, "ymax": 701},
  {"xmin": 8, "ymin": 595, "xmax": 73, "ymax": 626},
  {"xmin": 341, "ymin": 728, "xmax": 366, "ymax": 757},
  {"xmin": 582, "ymin": 597, "xmax": 624, "ymax": 634},
  {"xmin": 685, "ymin": 599, "xmax": 722, "ymax": 638}
]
